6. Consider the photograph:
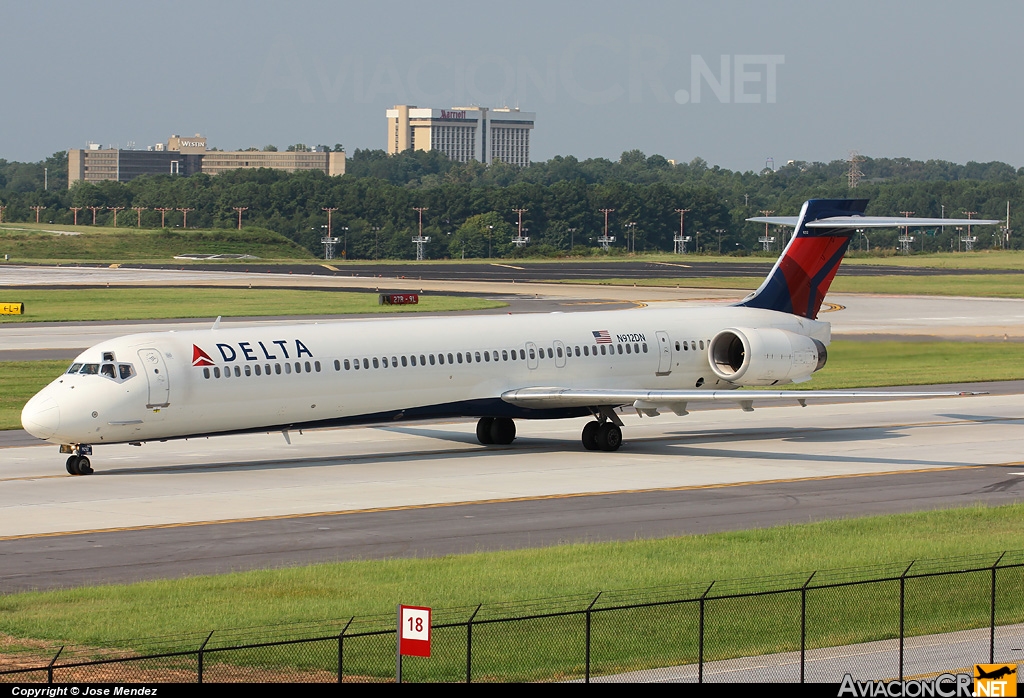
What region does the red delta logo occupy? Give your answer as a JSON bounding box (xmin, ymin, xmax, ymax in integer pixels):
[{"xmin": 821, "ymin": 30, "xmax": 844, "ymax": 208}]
[{"xmin": 192, "ymin": 345, "xmax": 215, "ymax": 367}]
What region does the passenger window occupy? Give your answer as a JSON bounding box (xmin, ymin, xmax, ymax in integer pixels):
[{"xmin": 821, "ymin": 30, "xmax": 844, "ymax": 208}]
[
  {"xmin": 476, "ymin": 351, "xmax": 482, "ymax": 362},
  {"xmin": 438, "ymin": 354, "xmax": 445, "ymax": 365},
  {"xmin": 214, "ymin": 367, "xmax": 221, "ymax": 378},
  {"xmin": 583, "ymin": 346, "xmax": 589, "ymax": 356},
  {"xmin": 293, "ymin": 363, "xmax": 300, "ymax": 373},
  {"xmin": 625, "ymin": 344, "xmax": 631, "ymax": 354},
  {"xmin": 402, "ymin": 356, "xmax": 408, "ymax": 367},
  {"xmin": 68, "ymin": 363, "xmax": 83, "ymax": 374},
  {"xmin": 429, "ymin": 354, "xmax": 436, "ymax": 365},
  {"xmin": 391, "ymin": 356, "xmax": 398, "ymax": 367},
  {"xmin": 419, "ymin": 355, "xmax": 426, "ymax": 365},
  {"xmin": 334, "ymin": 360, "xmax": 340, "ymax": 371},
  {"xmin": 600, "ymin": 346, "xmax": 606, "ymax": 355},
  {"xmin": 410, "ymin": 355, "xmax": 416, "ymax": 366},
  {"xmin": 344, "ymin": 359, "xmax": 350, "ymax": 370},
  {"xmin": 529, "ymin": 349, "xmax": 535, "ymax": 360},
  {"xmin": 382, "ymin": 357, "xmax": 389, "ymax": 368},
  {"xmin": 618, "ymin": 345, "xmax": 623, "ymax": 354},
  {"xmin": 484, "ymin": 351, "xmax": 490, "ymax": 362},
  {"xmin": 275, "ymin": 364, "xmax": 281, "ymax": 375},
  {"xmin": 556, "ymin": 347, "xmax": 562, "ymax": 358},
  {"xmin": 699, "ymin": 341, "xmax": 705, "ymax": 350},
  {"xmin": 510, "ymin": 350, "xmax": 516, "ymax": 361},
  {"xmin": 519, "ymin": 349, "xmax": 525, "ymax": 360},
  {"xmin": 574, "ymin": 346, "xmax": 580, "ymax": 357},
  {"xmin": 502, "ymin": 350, "xmax": 508, "ymax": 361},
  {"xmin": 284, "ymin": 363, "xmax": 292, "ymax": 374},
  {"xmin": 235, "ymin": 366, "xmax": 242, "ymax": 377},
  {"xmin": 203, "ymin": 368, "xmax": 210, "ymax": 379},
  {"xmin": 372, "ymin": 357, "xmax": 379, "ymax": 369},
  {"xmin": 457, "ymin": 353, "xmax": 463, "ymax": 364},
  {"xmin": 244, "ymin": 365, "xmax": 251, "ymax": 376},
  {"xmin": 447, "ymin": 353, "xmax": 454, "ymax": 364},
  {"xmin": 363, "ymin": 358, "xmax": 370, "ymax": 369},
  {"xmin": 264, "ymin": 364, "xmax": 270, "ymax": 375},
  {"xmin": 675, "ymin": 341, "xmax": 680, "ymax": 351},
  {"xmin": 118, "ymin": 364, "xmax": 134, "ymax": 380},
  {"xmin": 642, "ymin": 343, "xmax": 648, "ymax": 353},
  {"xmin": 306, "ymin": 361, "xmax": 313, "ymax": 372},
  {"xmin": 683, "ymin": 342, "xmax": 689, "ymax": 351},
  {"xmin": 256, "ymin": 365, "xmax": 262, "ymax": 376}
]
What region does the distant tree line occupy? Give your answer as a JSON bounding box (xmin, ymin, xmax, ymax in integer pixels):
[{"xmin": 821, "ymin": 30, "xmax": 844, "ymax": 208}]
[{"xmin": 0, "ymin": 148, "xmax": 1020, "ymax": 259}]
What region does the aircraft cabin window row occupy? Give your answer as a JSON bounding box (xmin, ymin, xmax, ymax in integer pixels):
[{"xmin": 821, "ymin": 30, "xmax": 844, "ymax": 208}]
[
  {"xmin": 201, "ymin": 360, "xmax": 322, "ymax": 380},
  {"xmin": 328, "ymin": 342, "xmax": 649, "ymax": 372},
  {"xmin": 675, "ymin": 340, "xmax": 711, "ymax": 352}
]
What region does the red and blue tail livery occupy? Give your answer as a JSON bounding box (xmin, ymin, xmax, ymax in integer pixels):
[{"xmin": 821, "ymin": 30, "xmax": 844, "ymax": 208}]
[{"xmin": 739, "ymin": 199, "xmax": 867, "ymax": 320}]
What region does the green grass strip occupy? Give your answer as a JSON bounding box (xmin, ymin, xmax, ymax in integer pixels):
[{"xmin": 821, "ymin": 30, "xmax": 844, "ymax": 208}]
[
  {"xmin": 0, "ymin": 288, "xmax": 505, "ymax": 323},
  {"xmin": 2, "ymin": 504, "xmax": 1024, "ymax": 681}
]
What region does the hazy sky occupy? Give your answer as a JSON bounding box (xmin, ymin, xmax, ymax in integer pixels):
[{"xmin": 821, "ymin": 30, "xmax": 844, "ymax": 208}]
[{"xmin": 4, "ymin": 1, "xmax": 1022, "ymax": 171}]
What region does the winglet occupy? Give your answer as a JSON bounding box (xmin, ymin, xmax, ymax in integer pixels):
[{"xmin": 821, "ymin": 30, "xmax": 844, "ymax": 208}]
[{"xmin": 212, "ymin": 316, "xmax": 221, "ymax": 330}]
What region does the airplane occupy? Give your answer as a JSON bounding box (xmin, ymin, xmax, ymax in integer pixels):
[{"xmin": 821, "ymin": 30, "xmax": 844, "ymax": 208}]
[{"xmin": 20, "ymin": 199, "xmax": 1000, "ymax": 475}]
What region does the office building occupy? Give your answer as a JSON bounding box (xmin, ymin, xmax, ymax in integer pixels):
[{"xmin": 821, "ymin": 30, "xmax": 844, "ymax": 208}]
[{"xmin": 386, "ymin": 106, "xmax": 534, "ymax": 167}]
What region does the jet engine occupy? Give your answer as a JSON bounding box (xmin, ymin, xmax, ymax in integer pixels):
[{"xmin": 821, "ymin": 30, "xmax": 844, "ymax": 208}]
[{"xmin": 708, "ymin": 327, "xmax": 827, "ymax": 386}]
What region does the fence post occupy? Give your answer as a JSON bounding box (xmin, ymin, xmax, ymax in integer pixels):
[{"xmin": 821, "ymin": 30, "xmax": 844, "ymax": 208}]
[
  {"xmin": 46, "ymin": 646, "xmax": 63, "ymax": 685},
  {"xmin": 699, "ymin": 581, "xmax": 715, "ymax": 684},
  {"xmin": 899, "ymin": 562, "xmax": 914, "ymax": 681},
  {"xmin": 991, "ymin": 552, "xmax": 1006, "ymax": 663},
  {"xmin": 338, "ymin": 616, "xmax": 354, "ymax": 684},
  {"xmin": 801, "ymin": 572, "xmax": 816, "ymax": 683},
  {"xmin": 466, "ymin": 604, "xmax": 481, "ymax": 684},
  {"xmin": 585, "ymin": 592, "xmax": 602, "ymax": 684},
  {"xmin": 197, "ymin": 631, "xmax": 213, "ymax": 684}
]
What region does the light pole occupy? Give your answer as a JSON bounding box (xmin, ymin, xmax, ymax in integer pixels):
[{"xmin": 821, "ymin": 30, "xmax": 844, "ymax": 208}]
[
  {"xmin": 674, "ymin": 208, "xmax": 691, "ymax": 254},
  {"xmin": 177, "ymin": 208, "xmax": 194, "ymax": 228},
  {"xmin": 512, "ymin": 208, "xmax": 530, "ymax": 247},
  {"xmin": 487, "ymin": 225, "xmax": 493, "ymax": 258},
  {"xmin": 107, "ymin": 206, "xmax": 125, "ymax": 227},
  {"xmin": 233, "ymin": 207, "xmax": 248, "ymax": 230},
  {"xmin": 132, "ymin": 207, "xmax": 147, "ymax": 227},
  {"xmin": 962, "ymin": 211, "xmax": 977, "ymax": 251},
  {"xmin": 31, "ymin": 206, "xmax": 45, "ymax": 223},
  {"xmin": 412, "ymin": 207, "xmax": 429, "ymax": 261},
  {"xmin": 714, "ymin": 228, "xmax": 726, "ymax": 254},
  {"xmin": 758, "ymin": 210, "xmax": 775, "ymax": 252},
  {"xmin": 598, "ymin": 208, "xmax": 615, "ymax": 251},
  {"xmin": 372, "ymin": 226, "xmax": 381, "ymax": 260},
  {"xmin": 899, "ymin": 211, "xmax": 915, "ymax": 255},
  {"xmin": 624, "ymin": 222, "xmax": 637, "ymax": 253},
  {"xmin": 568, "ymin": 227, "xmax": 577, "ymax": 252},
  {"xmin": 69, "ymin": 207, "xmax": 81, "ymax": 225},
  {"xmin": 155, "ymin": 208, "xmax": 172, "ymax": 227}
]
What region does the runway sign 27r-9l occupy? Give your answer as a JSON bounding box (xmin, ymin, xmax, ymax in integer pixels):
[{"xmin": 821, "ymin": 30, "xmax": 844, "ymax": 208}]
[{"xmin": 399, "ymin": 605, "xmax": 431, "ymax": 658}]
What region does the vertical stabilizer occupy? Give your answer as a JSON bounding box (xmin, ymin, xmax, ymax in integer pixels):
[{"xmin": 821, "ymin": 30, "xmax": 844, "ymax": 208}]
[{"xmin": 738, "ymin": 199, "xmax": 868, "ymax": 319}]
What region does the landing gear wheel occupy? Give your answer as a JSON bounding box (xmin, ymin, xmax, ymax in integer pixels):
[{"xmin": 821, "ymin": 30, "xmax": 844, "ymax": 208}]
[
  {"xmin": 581, "ymin": 422, "xmax": 600, "ymax": 451},
  {"xmin": 490, "ymin": 417, "xmax": 516, "ymax": 445},
  {"xmin": 77, "ymin": 456, "xmax": 93, "ymax": 475},
  {"xmin": 66, "ymin": 455, "xmax": 80, "ymax": 475},
  {"xmin": 476, "ymin": 417, "xmax": 495, "ymax": 445},
  {"xmin": 596, "ymin": 423, "xmax": 622, "ymax": 452}
]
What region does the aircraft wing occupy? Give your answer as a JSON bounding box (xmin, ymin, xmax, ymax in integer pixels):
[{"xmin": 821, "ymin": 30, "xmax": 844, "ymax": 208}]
[
  {"xmin": 747, "ymin": 215, "xmax": 1002, "ymax": 228},
  {"xmin": 501, "ymin": 387, "xmax": 981, "ymax": 414}
]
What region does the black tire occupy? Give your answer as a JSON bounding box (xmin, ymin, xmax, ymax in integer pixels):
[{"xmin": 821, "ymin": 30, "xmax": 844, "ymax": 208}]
[
  {"xmin": 490, "ymin": 417, "xmax": 516, "ymax": 445},
  {"xmin": 66, "ymin": 455, "xmax": 80, "ymax": 475},
  {"xmin": 596, "ymin": 423, "xmax": 623, "ymax": 452},
  {"xmin": 476, "ymin": 417, "xmax": 495, "ymax": 445},
  {"xmin": 581, "ymin": 422, "xmax": 600, "ymax": 451},
  {"xmin": 77, "ymin": 456, "xmax": 93, "ymax": 475}
]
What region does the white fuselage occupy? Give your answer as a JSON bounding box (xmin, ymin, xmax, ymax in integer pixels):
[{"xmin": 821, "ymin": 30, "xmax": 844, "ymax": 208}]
[{"xmin": 21, "ymin": 305, "xmax": 829, "ymax": 446}]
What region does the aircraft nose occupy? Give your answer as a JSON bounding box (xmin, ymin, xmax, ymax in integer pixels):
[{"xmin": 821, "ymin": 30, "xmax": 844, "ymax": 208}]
[{"xmin": 22, "ymin": 395, "xmax": 60, "ymax": 440}]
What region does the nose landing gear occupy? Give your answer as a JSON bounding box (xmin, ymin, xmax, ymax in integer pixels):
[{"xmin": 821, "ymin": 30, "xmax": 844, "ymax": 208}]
[{"xmin": 61, "ymin": 445, "xmax": 94, "ymax": 475}]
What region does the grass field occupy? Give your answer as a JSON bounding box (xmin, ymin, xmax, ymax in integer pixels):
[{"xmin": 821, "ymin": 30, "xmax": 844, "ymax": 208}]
[
  {"xmin": 0, "ymin": 288, "xmax": 506, "ymax": 323},
  {"xmin": 563, "ymin": 273, "xmax": 1024, "ymax": 298},
  {"xmin": 0, "ymin": 223, "xmax": 313, "ymax": 262},
  {"xmin": 2, "ymin": 504, "xmax": 1023, "ymax": 680},
  {"xmin": 3, "ymin": 341, "xmax": 1023, "ymax": 430}
]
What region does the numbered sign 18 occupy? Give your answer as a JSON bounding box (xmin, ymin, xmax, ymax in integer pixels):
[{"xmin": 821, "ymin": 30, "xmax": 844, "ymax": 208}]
[{"xmin": 399, "ymin": 605, "xmax": 431, "ymax": 658}]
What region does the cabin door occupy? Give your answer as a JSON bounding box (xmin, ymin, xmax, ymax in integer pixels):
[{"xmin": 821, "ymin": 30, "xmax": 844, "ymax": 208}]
[
  {"xmin": 138, "ymin": 348, "xmax": 171, "ymax": 408},
  {"xmin": 655, "ymin": 331, "xmax": 673, "ymax": 375}
]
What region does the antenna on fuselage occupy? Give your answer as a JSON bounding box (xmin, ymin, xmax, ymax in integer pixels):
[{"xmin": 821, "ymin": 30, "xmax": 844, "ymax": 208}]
[{"xmin": 212, "ymin": 316, "xmax": 221, "ymax": 330}]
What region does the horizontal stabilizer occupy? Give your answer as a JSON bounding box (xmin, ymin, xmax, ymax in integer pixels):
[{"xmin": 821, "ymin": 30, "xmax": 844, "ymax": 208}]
[
  {"xmin": 747, "ymin": 215, "xmax": 1002, "ymax": 228},
  {"xmin": 501, "ymin": 387, "xmax": 983, "ymax": 411}
]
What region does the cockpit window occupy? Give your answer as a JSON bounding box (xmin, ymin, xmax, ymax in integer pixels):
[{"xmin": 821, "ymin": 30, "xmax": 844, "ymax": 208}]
[
  {"xmin": 118, "ymin": 364, "xmax": 135, "ymax": 380},
  {"xmin": 67, "ymin": 363, "xmax": 83, "ymax": 374},
  {"xmin": 101, "ymin": 364, "xmax": 116, "ymax": 379},
  {"xmin": 80, "ymin": 364, "xmax": 100, "ymax": 375}
]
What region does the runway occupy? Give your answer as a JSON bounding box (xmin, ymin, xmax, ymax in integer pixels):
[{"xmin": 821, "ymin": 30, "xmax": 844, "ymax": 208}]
[{"xmin": 2, "ymin": 392, "xmax": 1022, "ymax": 591}]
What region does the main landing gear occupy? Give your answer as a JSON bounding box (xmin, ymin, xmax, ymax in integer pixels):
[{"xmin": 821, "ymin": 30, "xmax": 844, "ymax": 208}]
[
  {"xmin": 581, "ymin": 421, "xmax": 622, "ymax": 452},
  {"xmin": 476, "ymin": 417, "xmax": 516, "ymax": 445},
  {"xmin": 62, "ymin": 445, "xmax": 94, "ymax": 475}
]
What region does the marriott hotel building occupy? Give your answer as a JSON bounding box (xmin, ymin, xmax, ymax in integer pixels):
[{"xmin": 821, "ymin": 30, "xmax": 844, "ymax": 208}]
[{"xmin": 386, "ymin": 106, "xmax": 535, "ymax": 167}]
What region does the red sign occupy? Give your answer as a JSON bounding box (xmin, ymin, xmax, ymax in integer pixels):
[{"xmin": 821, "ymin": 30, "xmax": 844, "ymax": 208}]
[{"xmin": 399, "ymin": 605, "xmax": 431, "ymax": 658}]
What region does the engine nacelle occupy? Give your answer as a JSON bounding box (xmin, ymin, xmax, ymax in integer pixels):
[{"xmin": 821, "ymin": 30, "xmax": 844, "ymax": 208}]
[{"xmin": 708, "ymin": 327, "xmax": 827, "ymax": 386}]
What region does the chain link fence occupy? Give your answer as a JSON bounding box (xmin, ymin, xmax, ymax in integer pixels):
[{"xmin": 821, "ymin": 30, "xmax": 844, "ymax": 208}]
[{"xmin": 4, "ymin": 550, "xmax": 1024, "ymax": 684}]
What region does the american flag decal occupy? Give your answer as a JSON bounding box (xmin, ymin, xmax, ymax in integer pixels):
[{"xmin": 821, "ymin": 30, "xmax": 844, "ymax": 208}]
[{"xmin": 592, "ymin": 330, "xmax": 612, "ymax": 344}]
